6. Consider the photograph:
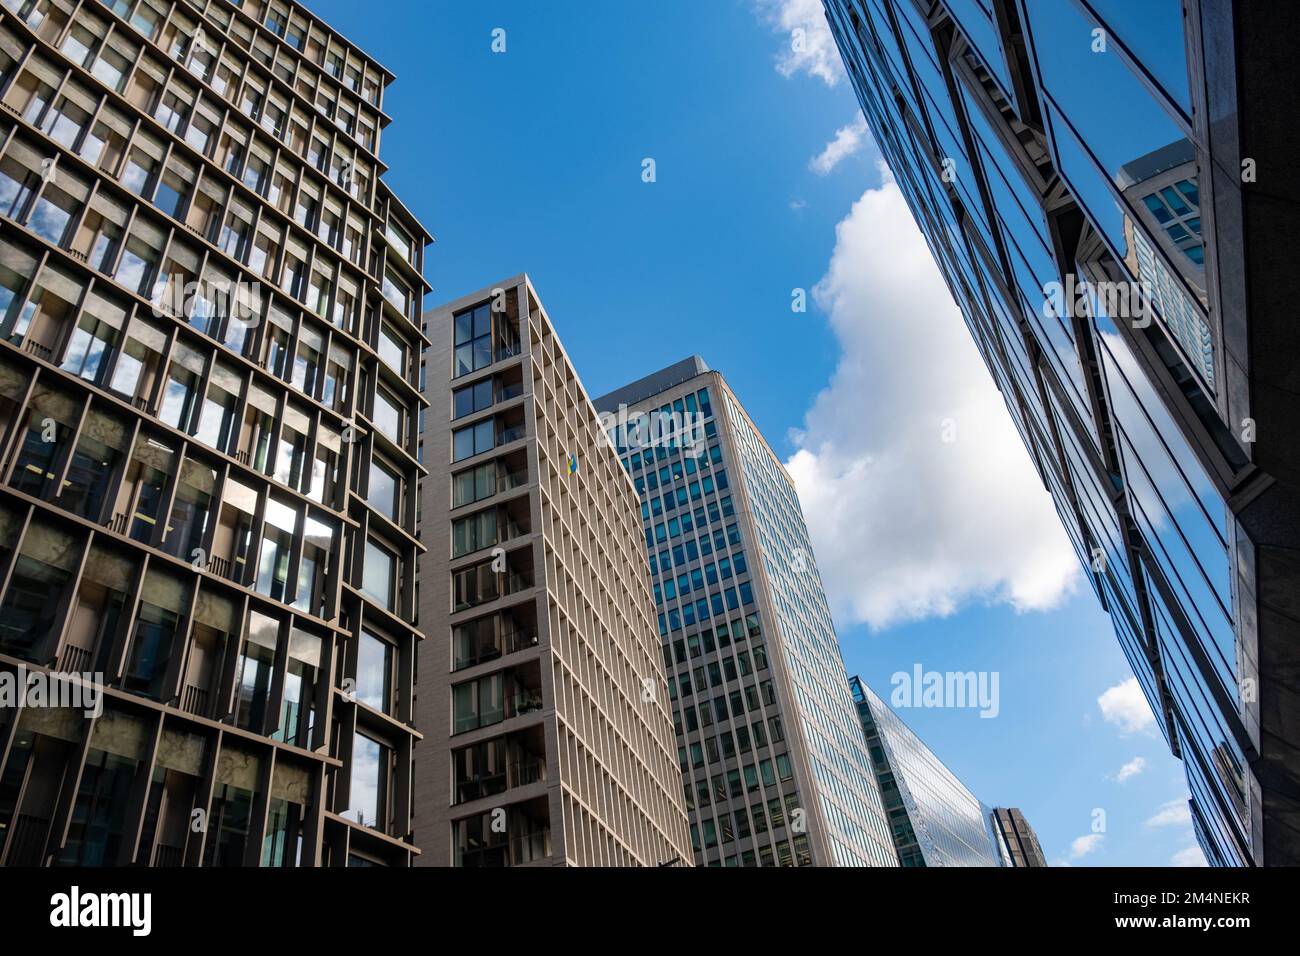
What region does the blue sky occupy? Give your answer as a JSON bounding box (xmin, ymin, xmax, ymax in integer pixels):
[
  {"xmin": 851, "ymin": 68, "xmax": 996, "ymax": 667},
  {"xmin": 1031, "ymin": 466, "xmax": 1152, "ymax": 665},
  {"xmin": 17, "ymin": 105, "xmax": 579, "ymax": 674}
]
[{"xmin": 308, "ymin": 0, "xmax": 1204, "ymax": 866}]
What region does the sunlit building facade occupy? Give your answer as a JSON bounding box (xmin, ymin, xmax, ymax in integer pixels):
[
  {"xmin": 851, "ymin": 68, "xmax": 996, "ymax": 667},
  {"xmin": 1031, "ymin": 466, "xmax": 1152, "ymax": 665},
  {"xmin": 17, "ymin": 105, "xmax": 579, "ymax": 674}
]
[
  {"xmin": 414, "ymin": 276, "xmax": 693, "ymax": 867},
  {"xmin": 595, "ymin": 358, "xmax": 897, "ymax": 867},
  {"xmin": 0, "ymin": 0, "xmax": 430, "ymax": 866},
  {"xmin": 823, "ymin": 0, "xmax": 1300, "ymax": 865},
  {"xmin": 849, "ymin": 676, "xmax": 1004, "ymax": 866}
]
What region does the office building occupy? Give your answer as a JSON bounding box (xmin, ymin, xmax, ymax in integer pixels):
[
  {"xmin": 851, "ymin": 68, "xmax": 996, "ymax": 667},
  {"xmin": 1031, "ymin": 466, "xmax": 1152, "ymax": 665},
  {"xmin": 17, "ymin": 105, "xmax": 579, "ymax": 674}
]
[
  {"xmin": 991, "ymin": 806, "xmax": 1047, "ymax": 867},
  {"xmin": 414, "ymin": 275, "xmax": 693, "ymax": 867},
  {"xmin": 0, "ymin": 0, "xmax": 431, "ymax": 866},
  {"xmin": 823, "ymin": 0, "xmax": 1300, "ymax": 865},
  {"xmin": 594, "ymin": 358, "xmax": 896, "ymax": 867},
  {"xmin": 849, "ymin": 676, "xmax": 1004, "ymax": 866}
]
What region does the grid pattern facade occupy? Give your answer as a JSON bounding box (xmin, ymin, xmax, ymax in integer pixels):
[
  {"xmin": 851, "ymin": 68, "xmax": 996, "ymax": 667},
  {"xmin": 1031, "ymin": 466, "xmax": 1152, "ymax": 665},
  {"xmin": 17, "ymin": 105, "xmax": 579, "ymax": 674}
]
[
  {"xmin": 850, "ymin": 676, "xmax": 1001, "ymax": 866},
  {"xmin": 595, "ymin": 361, "xmax": 896, "ymax": 867},
  {"xmin": 0, "ymin": 0, "xmax": 431, "ymax": 866},
  {"xmin": 822, "ymin": 0, "xmax": 1300, "ymax": 866},
  {"xmin": 415, "ymin": 275, "xmax": 692, "ymax": 867}
]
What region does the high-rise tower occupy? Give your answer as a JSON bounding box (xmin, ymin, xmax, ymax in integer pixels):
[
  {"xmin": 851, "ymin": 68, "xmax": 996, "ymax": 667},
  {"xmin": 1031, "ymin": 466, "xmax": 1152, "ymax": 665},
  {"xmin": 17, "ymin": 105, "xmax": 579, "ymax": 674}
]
[
  {"xmin": 594, "ymin": 358, "xmax": 896, "ymax": 867},
  {"xmin": 0, "ymin": 0, "xmax": 430, "ymax": 866},
  {"xmin": 822, "ymin": 0, "xmax": 1300, "ymax": 865},
  {"xmin": 415, "ymin": 275, "xmax": 692, "ymax": 867}
]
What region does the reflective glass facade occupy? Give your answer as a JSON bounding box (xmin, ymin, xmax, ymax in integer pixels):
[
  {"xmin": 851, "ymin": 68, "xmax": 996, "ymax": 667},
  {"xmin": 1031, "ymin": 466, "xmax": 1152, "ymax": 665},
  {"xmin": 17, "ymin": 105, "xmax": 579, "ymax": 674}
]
[
  {"xmin": 596, "ymin": 358, "xmax": 896, "ymax": 867},
  {"xmin": 850, "ymin": 676, "xmax": 1002, "ymax": 866},
  {"xmin": 823, "ymin": 0, "xmax": 1300, "ymax": 866}
]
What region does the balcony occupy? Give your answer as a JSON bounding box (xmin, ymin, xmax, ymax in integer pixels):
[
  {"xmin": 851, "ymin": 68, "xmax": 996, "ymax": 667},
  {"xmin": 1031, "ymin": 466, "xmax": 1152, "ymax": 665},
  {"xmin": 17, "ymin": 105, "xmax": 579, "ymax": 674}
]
[
  {"xmin": 455, "ymin": 755, "xmax": 546, "ymax": 804},
  {"xmin": 498, "ymin": 467, "xmax": 529, "ymax": 494},
  {"xmin": 453, "ymin": 627, "xmax": 538, "ymax": 672},
  {"xmin": 451, "ymin": 660, "xmax": 544, "ymax": 735},
  {"xmin": 459, "ymin": 828, "xmax": 550, "ymax": 868}
]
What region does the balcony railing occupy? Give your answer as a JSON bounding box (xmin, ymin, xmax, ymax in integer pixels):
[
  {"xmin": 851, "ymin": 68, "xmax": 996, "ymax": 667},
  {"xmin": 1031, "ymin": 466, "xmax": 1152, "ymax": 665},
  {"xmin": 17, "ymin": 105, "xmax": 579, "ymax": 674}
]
[
  {"xmin": 507, "ymin": 689, "xmax": 544, "ymax": 719},
  {"xmin": 56, "ymin": 644, "xmax": 92, "ymax": 673},
  {"xmin": 494, "ymin": 342, "xmax": 522, "ymax": 363},
  {"xmin": 510, "ymin": 756, "xmax": 545, "ymax": 788},
  {"xmin": 498, "ymin": 380, "xmax": 524, "ymax": 402},
  {"xmin": 454, "ymin": 756, "xmax": 546, "ymax": 805},
  {"xmin": 497, "ymin": 424, "xmax": 526, "ymax": 445},
  {"xmin": 458, "ymin": 828, "xmax": 550, "ymax": 867},
  {"xmin": 152, "ymin": 843, "xmax": 185, "ymax": 867},
  {"xmin": 453, "ymin": 629, "xmax": 539, "ymax": 672},
  {"xmin": 4, "ymin": 813, "xmax": 49, "ymax": 866},
  {"xmin": 181, "ymin": 683, "xmax": 210, "ymax": 718},
  {"xmin": 106, "ymin": 512, "xmax": 130, "ymax": 535},
  {"xmin": 22, "ymin": 339, "xmax": 53, "ymax": 362},
  {"xmin": 498, "ymin": 469, "xmax": 529, "ymax": 493}
]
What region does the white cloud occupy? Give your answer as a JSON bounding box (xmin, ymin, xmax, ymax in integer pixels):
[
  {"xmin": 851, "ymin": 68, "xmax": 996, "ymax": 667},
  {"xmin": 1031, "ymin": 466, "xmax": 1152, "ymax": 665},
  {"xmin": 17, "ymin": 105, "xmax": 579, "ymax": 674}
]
[
  {"xmin": 1115, "ymin": 756, "xmax": 1147, "ymax": 783},
  {"xmin": 1070, "ymin": 834, "xmax": 1104, "ymax": 859},
  {"xmin": 789, "ymin": 198, "xmax": 808, "ymax": 211},
  {"xmin": 810, "ymin": 115, "xmax": 870, "ymax": 175},
  {"xmin": 1171, "ymin": 844, "xmax": 1208, "ymax": 867},
  {"xmin": 752, "ymin": 0, "xmax": 844, "ymax": 86},
  {"xmin": 1146, "ymin": 798, "xmax": 1193, "ymax": 828},
  {"xmin": 783, "ymin": 167, "xmax": 1080, "ymax": 630},
  {"xmin": 1098, "ymin": 678, "xmax": 1156, "ymax": 735}
]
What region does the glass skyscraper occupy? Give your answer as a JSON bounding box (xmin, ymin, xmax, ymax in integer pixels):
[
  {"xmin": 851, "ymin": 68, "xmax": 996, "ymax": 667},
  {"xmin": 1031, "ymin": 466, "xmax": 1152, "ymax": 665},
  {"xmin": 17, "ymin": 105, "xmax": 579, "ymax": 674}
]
[
  {"xmin": 850, "ymin": 676, "xmax": 1005, "ymax": 866},
  {"xmin": 822, "ymin": 0, "xmax": 1300, "ymax": 865},
  {"xmin": 595, "ymin": 358, "xmax": 896, "ymax": 867}
]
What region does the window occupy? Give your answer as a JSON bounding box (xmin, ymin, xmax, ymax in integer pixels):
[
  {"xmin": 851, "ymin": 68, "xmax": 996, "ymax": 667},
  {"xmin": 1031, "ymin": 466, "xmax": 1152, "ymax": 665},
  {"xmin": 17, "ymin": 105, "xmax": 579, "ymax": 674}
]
[
  {"xmin": 369, "ymin": 459, "xmax": 400, "ymax": 523},
  {"xmin": 361, "ymin": 539, "xmax": 396, "ymax": 611},
  {"xmin": 452, "ymin": 674, "xmax": 504, "ymax": 733},
  {"xmin": 453, "ymin": 378, "xmax": 493, "ymax": 419},
  {"xmin": 452, "ymin": 561, "xmax": 500, "ymax": 612},
  {"xmin": 453, "ymin": 462, "xmax": 496, "ymax": 508},
  {"xmin": 453, "ymin": 303, "xmax": 492, "ymax": 377},
  {"xmin": 377, "ymin": 324, "xmax": 405, "ymax": 375},
  {"xmin": 452, "ymin": 508, "xmax": 497, "ymax": 558},
  {"xmin": 344, "ymin": 732, "xmax": 390, "ymax": 832},
  {"xmin": 385, "ymin": 218, "xmax": 414, "ymax": 263},
  {"xmin": 357, "ymin": 630, "xmax": 394, "ymax": 714},
  {"xmin": 28, "ymin": 184, "xmax": 78, "ymax": 245},
  {"xmin": 235, "ymin": 611, "xmax": 278, "ymax": 732},
  {"xmin": 381, "ymin": 268, "xmax": 409, "ymax": 315},
  {"xmin": 452, "ymin": 418, "xmax": 494, "ymax": 462},
  {"xmin": 372, "ymin": 388, "xmax": 402, "ymax": 445}
]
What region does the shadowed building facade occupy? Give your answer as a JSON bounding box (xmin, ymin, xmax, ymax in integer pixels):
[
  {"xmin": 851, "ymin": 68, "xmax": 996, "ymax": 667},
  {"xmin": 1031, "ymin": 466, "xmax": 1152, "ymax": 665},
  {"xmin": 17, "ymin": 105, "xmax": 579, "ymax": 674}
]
[
  {"xmin": 823, "ymin": 0, "xmax": 1300, "ymax": 866},
  {"xmin": 595, "ymin": 358, "xmax": 897, "ymax": 867},
  {"xmin": 415, "ymin": 275, "xmax": 692, "ymax": 867},
  {"xmin": 0, "ymin": 0, "xmax": 431, "ymax": 865}
]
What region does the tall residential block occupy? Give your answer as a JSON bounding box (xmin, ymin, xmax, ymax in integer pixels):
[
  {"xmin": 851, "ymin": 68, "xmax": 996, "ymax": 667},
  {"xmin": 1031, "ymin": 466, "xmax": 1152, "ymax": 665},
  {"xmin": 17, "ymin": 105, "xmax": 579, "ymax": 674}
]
[
  {"xmin": 991, "ymin": 806, "xmax": 1047, "ymax": 867},
  {"xmin": 823, "ymin": 0, "xmax": 1300, "ymax": 865},
  {"xmin": 0, "ymin": 0, "xmax": 431, "ymax": 866},
  {"xmin": 594, "ymin": 358, "xmax": 896, "ymax": 867},
  {"xmin": 849, "ymin": 676, "xmax": 1006, "ymax": 866},
  {"xmin": 414, "ymin": 275, "xmax": 693, "ymax": 867}
]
